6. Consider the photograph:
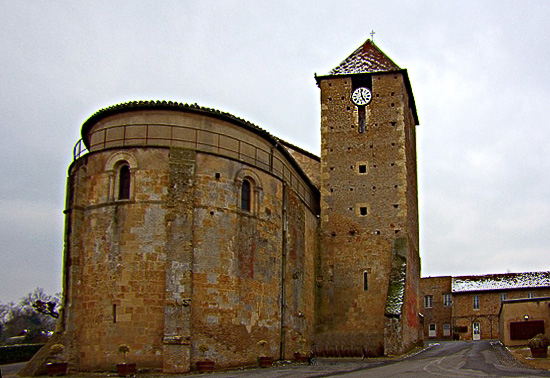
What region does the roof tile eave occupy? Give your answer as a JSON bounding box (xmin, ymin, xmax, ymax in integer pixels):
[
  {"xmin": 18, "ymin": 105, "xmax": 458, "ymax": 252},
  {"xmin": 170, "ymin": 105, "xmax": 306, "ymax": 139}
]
[
  {"xmin": 80, "ymin": 100, "xmax": 276, "ymax": 144},
  {"xmin": 77, "ymin": 100, "xmax": 321, "ymax": 199},
  {"xmin": 451, "ymin": 271, "xmax": 550, "ymax": 293},
  {"xmin": 328, "ymin": 39, "xmax": 400, "ymax": 75}
]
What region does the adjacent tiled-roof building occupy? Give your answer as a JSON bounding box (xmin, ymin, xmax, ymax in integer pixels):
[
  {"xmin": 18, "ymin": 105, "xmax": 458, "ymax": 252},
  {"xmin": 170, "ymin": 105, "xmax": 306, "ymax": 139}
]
[{"xmin": 421, "ymin": 272, "xmax": 550, "ymax": 341}]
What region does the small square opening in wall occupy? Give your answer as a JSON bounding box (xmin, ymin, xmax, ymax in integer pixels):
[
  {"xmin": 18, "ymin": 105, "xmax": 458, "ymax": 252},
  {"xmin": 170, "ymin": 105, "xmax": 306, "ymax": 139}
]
[
  {"xmin": 359, "ymin": 207, "xmax": 368, "ymax": 216},
  {"xmin": 358, "ymin": 164, "xmax": 367, "ymax": 174}
]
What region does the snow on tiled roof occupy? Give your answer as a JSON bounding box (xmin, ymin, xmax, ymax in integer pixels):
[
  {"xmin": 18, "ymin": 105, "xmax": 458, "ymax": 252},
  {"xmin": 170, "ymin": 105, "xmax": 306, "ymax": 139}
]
[
  {"xmin": 385, "ymin": 261, "xmax": 406, "ymax": 316},
  {"xmin": 329, "ymin": 39, "xmax": 400, "ymax": 75},
  {"xmin": 452, "ymin": 272, "xmax": 550, "ymax": 293}
]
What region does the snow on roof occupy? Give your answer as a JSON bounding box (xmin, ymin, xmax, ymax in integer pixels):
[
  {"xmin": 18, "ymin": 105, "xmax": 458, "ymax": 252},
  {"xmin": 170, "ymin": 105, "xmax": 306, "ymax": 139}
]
[
  {"xmin": 385, "ymin": 261, "xmax": 406, "ymax": 316},
  {"xmin": 452, "ymin": 272, "xmax": 550, "ymax": 293},
  {"xmin": 329, "ymin": 39, "xmax": 400, "ymax": 75}
]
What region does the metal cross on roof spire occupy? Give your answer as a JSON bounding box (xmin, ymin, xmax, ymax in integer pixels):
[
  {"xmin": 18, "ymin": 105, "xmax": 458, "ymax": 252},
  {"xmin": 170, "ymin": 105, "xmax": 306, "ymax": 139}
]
[{"xmin": 370, "ymin": 30, "xmax": 376, "ymax": 42}]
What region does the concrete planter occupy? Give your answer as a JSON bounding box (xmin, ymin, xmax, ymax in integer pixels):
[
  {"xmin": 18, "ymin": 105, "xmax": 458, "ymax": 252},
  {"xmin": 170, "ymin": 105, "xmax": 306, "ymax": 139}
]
[
  {"xmin": 530, "ymin": 347, "xmax": 548, "ymax": 358},
  {"xmin": 259, "ymin": 356, "xmax": 273, "ymax": 368},
  {"xmin": 116, "ymin": 363, "xmax": 136, "ymax": 376},
  {"xmin": 46, "ymin": 362, "xmax": 68, "ymax": 376},
  {"xmin": 294, "ymin": 352, "xmax": 307, "ymax": 362},
  {"xmin": 197, "ymin": 360, "xmax": 215, "ymax": 372}
]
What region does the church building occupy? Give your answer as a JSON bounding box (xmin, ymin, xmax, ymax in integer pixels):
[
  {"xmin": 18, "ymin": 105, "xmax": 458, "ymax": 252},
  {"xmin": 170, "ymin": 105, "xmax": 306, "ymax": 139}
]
[{"xmin": 26, "ymin": 38, "xmax": 422, "ymax": 374}]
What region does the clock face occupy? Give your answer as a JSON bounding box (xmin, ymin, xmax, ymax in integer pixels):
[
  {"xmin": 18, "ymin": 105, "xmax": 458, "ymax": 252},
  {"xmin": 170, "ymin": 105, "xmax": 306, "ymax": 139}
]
[{"xmin": 351, "ymin": 87, "xmax": 372, "ymax": 106}]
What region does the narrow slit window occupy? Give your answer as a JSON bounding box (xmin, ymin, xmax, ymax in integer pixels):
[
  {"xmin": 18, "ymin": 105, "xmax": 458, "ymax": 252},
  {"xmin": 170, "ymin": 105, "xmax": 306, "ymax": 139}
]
[
  {"xmin": 443, "ymin": 294, "xmax": 452, "ymax": 307},
  {"xmin": 473, "ymin": 295, "xmax": 480, "ymax": 310},
  {"xmin": 358, "ymin": 106, "xmax": 366, "ymax": 133},
  {"xmin": 424, "ymin": 295, "xmax": 433, "ymax": 308},
  {"xmin": 118, "ymin": 165, "xmax": 130, "ymax": 200},
  {"xmin": 363, "ymin": 271, "xmax": 368, "ymax": 290},
  {"xmin": 241, "ymin": 179, "xmax": 251, "ymax": 212}
]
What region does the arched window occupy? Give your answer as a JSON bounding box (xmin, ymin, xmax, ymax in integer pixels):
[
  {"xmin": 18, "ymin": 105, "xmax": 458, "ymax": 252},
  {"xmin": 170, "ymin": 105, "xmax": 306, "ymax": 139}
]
[
  {"xmin": 241, "ymin": 179, "xmax": 251, "ymax": 212},
  {"xmin": 235, "ymin": 169, "xmax": 262, "ymax": 215},
  {"xmin": 118, "ymin": 164, "xmax": 131, "ymax": 200},
  {"xmin": 105, "ymin": 153, "xmax": 137, "ymax": 202}
]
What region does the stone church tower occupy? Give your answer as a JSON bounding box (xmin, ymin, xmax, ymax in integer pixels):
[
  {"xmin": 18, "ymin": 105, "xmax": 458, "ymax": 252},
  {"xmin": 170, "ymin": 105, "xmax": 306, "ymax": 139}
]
[
  {"xmin": 315, "ymin": 39, "xmax": 421, "ymax": 355},
  {"xmin": 21, "ymin": 38, "xmax": 422, "ymax": 376}
]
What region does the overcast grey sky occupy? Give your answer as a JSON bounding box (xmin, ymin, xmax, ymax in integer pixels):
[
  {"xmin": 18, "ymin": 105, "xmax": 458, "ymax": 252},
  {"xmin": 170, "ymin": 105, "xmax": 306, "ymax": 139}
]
[{"xmin": 1, "ymin": 1, "xmax": 549, "ymax": 303}]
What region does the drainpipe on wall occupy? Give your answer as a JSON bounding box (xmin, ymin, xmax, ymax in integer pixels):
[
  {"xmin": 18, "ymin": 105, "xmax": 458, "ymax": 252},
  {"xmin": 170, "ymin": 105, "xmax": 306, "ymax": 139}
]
[{"xmin": 279, "ymin": 183, "xmax": 288, "ymax": 360}]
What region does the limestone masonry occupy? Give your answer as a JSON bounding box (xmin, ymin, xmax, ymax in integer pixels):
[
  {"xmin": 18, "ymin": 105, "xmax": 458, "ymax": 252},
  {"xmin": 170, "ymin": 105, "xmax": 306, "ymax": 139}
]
[{"xmin": 27, "ymin": 39, "xmax": 423, "ymax": 374}]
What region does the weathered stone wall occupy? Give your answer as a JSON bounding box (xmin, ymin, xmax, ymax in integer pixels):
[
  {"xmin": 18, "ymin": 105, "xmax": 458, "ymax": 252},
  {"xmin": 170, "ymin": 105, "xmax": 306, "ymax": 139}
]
[
  {"xmin": 65, "ymin": 148, "xmax": 170, "ymax": 371},
  {"xmin": 317, "ymin": 75, "xmax": 390, "ymax": 355},
  {"xmin": 162, "ymin": 147, "xmax": 195, "ymax": 373},
  {"xmin": 383, "ymin": 73, "xmax": 422, "ymax": 354},
  {"xmin": 282, "ymin": 187, "xmax": 318, "ymax": 359},
  {"xmin": 401, "ymin": 76, "xmax": 422, "ymax": 350},
  {"xmin": 190, "ymin": 153, "xmax": 284, "ymax": 368},
  {"xmin": 65, "ymin": 149, "xmax": 166, "ymax": 370},
  {"xmin": 317, "ymin": 72, "xmax": 420, "ymax": 356},
  {"xmin": 59, "ymin": 107, "xmax": 319, "ymax": 373},
  {"xmin": 282, "ymin": 143, "xmax": 321, "ymax": 188}
]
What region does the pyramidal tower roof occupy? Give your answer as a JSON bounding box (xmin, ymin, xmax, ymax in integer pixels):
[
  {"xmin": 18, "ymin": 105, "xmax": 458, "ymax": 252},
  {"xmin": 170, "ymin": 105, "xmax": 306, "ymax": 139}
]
[{"xmin": 329, "ymin": 39, "xmax": 400, "ymax": 75}]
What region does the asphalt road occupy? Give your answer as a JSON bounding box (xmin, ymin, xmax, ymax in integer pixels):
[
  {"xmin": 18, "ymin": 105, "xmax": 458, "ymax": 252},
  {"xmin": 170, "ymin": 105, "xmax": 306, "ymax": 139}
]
[
  {"xmin": 334, "ymin": 341, "xmax": 550, "ymax": 377},
  {"xmin": 3, "ymin": 341, "xmax": 549, "ymax": 378},
  {"xmin": 200, "ymin": 341, "xmax": 550, "ymax": 378},
  {"xmin": 0, "ymin": 362, "xmax": 26, "ymax": 378}
]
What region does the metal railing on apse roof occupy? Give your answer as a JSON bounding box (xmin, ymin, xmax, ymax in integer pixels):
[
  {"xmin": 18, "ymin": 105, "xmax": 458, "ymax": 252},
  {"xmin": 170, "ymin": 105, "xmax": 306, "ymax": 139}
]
[{"xmin": 72, "ymin": 122, "xmax": 318, "ymax": 213}]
